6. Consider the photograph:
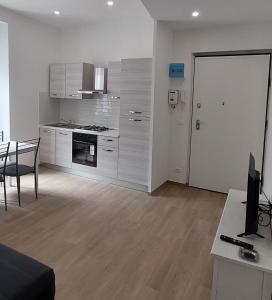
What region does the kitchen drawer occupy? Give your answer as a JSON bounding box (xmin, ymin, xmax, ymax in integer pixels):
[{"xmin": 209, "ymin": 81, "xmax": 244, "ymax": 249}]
[
  {"xmin": 97, "ymin": 146, "xmax": 118, "ymax": 178},
  {"xmin": 98, "ymin": 136, "xmax": 119, "ymax": 148},
  {"xmin": 120, "ymin": 90, "xmax": 151, "ymax": 118},
  {"xmin": 39, "ymin": 128, "xmax": 56, "ymax": 164},
  {"xmin": 55, "ymin": 130, "xmax": 72, "ymax": 168}
]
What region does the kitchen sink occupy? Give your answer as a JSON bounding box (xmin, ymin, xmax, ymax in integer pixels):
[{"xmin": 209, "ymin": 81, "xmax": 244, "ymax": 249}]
[{"xmin": 45, "ymin": 123, "xmax": 83, "ymax": 129}]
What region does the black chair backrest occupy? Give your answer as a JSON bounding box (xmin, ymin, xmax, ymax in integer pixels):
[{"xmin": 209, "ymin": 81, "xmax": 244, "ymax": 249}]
[
  {"xmin": 0, "ymin": 131, "xmax": 3, "ymax": 142},
  {"xmin": 15, "ymin": 138, "xmax": 40, "ymax": 169},
  {"xmin": 0, "ymin": 142, "xmax": 10, "ymax": 175}
]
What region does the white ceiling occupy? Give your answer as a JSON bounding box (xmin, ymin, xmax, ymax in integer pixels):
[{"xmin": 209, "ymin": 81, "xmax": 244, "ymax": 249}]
[
  {"xmin": 141, "ymin": 0, "xmax": 272, "ymax": 29},
  {"xmin": 2, "ymin": 0, "xmax": 272, "ymax": 30},
  {"xmin": 0, "ymin": 0, "xmax": 151, "ymax": 27}
]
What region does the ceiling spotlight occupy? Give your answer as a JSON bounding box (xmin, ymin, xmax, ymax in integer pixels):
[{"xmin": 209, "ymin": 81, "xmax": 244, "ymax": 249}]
[
  {"xmin": 54, "ymin": 10, "xmax": 60, "ymax": 15},
  {"xmin": 192, "ymin": 11, "xmax": 199, "ymax": 17},
  {"xmin": 107, "ymin": 1, "xmax": 114, "ymax": 6}
]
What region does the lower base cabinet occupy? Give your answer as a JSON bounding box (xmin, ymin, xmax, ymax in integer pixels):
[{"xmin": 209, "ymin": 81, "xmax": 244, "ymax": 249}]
[
  {"xmin": 55, "ymin": 130, "xmax": 72, "ymax": 168},
  {"xmin": 39, "ymin": 128, "xmax": 56, "ymax": 164},
  {"xmin": 212, "ymin": 259, "xmax": 264, "ymax": 300},
  {"xmin": 118, "ymin": 116, "xmax": 150, "ymax": 186},
  {"xmin": 97, "ymin": 146, "xmax": 118, "ymax": 178}
]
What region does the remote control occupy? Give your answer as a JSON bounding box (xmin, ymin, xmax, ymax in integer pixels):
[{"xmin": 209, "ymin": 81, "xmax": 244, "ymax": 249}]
[{"xmin": 220, "ymin": 235, "xmax": 254, "ymax": 250}]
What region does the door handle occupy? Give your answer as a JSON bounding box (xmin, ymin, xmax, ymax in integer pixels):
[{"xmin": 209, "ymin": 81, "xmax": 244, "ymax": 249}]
[{"xmin": 196, "ymin": 120, "xmax": 201, "ymax": 130}]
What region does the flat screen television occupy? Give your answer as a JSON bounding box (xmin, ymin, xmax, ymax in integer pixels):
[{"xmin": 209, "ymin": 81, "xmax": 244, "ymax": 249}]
[{"xmin": 238, "ymin": 153, "xmax": 261, "ymax": 238}]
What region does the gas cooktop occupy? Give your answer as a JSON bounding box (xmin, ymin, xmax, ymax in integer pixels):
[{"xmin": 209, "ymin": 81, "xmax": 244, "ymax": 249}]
[{"xmin": 82, "ymin": 125, "xmax": 109, "ymax": 132}]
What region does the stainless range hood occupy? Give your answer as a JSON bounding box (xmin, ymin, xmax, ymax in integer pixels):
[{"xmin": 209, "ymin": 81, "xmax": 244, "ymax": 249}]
[{"xmin": 78, "ymin": 67, "xmax": 108, "ymax": 95}]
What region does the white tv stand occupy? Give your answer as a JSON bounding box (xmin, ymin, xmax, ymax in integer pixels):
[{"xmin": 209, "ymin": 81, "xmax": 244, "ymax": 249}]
[{"xmin": 211, "ymin": 189, "xmax": 272, "ymax": 300}]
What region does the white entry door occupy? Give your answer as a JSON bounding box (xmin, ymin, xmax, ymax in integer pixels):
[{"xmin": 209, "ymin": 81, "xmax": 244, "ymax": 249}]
[{"xmin": 189, "ymin": 55, "xmax": 270, "ymax": 193}]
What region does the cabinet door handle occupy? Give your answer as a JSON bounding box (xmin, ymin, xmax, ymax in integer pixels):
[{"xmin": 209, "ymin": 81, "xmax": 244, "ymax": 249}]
[
  {"xmin": 129, "ymin": 111, "xmax": 142, "ymax": 114},
  {"xmin": 104, "ymin": 139, "xmax": 113, "ymax": 142},
  {"xmin": 51, "ymin": 93, "xmax": 57, "ymax": 96},
  {"xmin": 69, "ymin": 94, "xmax": 78, "ymax": 97},
  {"xmin": 59, "ymin": 132, "xmax": 69, "ymax": 136},
  {"xmin": 103, "ymin": 149, "xmax": 113, "ymax": 152},
  {"xmin": 129, "ymin": 118, "xmax": 142, "ymax": 122},
  {"xmin": 111, "ymin": 96, "xmax": 120, "ymax": 100}
]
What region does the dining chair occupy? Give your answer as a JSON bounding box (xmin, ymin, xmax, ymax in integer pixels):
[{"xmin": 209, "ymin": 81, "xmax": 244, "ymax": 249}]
[
  {"xmin": 0, "ymin": 142, "xmax": 10, "ymax": 211},
  {"xmin": 2, "ymin": 138, "xmax": 40, "ymax": 207}
]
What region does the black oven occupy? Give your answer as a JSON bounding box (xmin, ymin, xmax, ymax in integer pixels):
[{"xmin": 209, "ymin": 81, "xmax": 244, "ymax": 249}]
[{"xmin": 72, "ymin": 133, "xmax": 97, "ymax": 167}]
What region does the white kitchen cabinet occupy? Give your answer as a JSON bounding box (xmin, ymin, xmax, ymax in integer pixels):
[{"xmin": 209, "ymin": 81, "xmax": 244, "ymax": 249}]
[
  {"xmin": 212, "ymin": 259, "xmax": 263, "ymax": 300},
  {"xmin": 118, "ymin": 58, "xmax": 152, "ymax": 186},
  {"xmin": 120, "ymin": 58, "xmax": 152, "ymax": 118},
  {"xmin": 212, "ymin": 190, "xmax": 272, "ymax": 300},
  {"xmin": 49, "ymin": 64, "xmax": 66, "ymax": 98},
  {"xmin": 118, "ymin": 116, "xmax": 150, "ymax": 185},
  {"xmin": 262, "ymin": 273, "xmax": 272, "ymax": 300},
  {"xmin": 97, "ymin": 146, "xmax": 118, "ymax": 178},
  {"xmin": 55, "ymin": 130, "xmax": 72, "ymax": 168},
  {"xmin": 107, "ymin": 61, "xmax": 121, "ymax": 100},
  {"xmin": 49, "ymin": 63, "xmax": 93, "ymax": 99},
  {"xmin": 65, "ymin": 63, "xmax": 93, "ymax": 100},
  {"xmin": 39, "ymin": 128, "xmax": 56, "ymax": 164}
]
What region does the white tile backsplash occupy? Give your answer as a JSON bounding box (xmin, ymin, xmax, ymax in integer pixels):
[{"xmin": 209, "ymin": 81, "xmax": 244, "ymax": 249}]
[{"xmin": 59, "ymin": 96, "xmax": 120, "ymax": 128}]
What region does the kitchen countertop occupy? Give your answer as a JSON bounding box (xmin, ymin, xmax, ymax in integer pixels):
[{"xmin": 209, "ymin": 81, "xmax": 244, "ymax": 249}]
[{"xmin": 40, "ymin": 124, "xmax": 120, "ymax": 138}]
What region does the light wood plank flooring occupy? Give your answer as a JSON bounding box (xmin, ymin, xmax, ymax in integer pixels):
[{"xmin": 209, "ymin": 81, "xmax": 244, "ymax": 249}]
[{"xmin": 0, "ymin": 167, "xmax": 226, "ymax": 300}]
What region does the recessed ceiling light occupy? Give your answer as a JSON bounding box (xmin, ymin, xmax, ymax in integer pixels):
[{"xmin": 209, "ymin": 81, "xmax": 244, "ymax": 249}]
[
  {"xmin": 54, "ymin": 10, "xmax": 60, "ymax": 15},
  {"xmin": 107, "ymin": 1, "xmax": 114, "ymax": 6},
  {"xmin": 192, "ymin": 11, "xmax": 200, "ymax": 17}
]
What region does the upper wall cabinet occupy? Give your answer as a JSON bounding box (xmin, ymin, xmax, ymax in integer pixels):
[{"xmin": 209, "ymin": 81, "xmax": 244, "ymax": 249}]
[
  {"xmin": 120, "ymin": 58, "xmax": 152, "ymax": 118},
  {"xmin": 107, "ymin": 61, "xmax": 121, "ymax": 100},
  {"xmin": 49, "ymin": 63, "xmax": 93, "ymax": 100},
  {"xmin": 49, "ymin": 64, "xmax": 66, "ymax": 98},
  {"xmin": 65, "ymin": 63, "xmax": 93, "ymax": 100}
]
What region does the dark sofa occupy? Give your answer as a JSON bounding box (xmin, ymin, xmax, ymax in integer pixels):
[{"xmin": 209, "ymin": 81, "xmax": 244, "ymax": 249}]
[{"xmin": 0, "ymin": 244, "xmax": 55, "ymax": 300}]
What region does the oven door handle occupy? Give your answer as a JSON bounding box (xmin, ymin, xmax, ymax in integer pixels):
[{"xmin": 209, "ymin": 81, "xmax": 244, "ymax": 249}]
[{"xmin": 73, "ymin": 140, "xmax": 95, "ymax": 146}]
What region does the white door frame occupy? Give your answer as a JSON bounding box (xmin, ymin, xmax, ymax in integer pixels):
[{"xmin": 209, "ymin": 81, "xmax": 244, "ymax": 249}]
[{"xmin": 187, "ymin": 50, "xmax": 272, "ymax": 191}]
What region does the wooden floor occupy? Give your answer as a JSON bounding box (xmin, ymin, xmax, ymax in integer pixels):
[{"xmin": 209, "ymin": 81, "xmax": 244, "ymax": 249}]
[{"xmin": 0, "ymin": 167, "xmax": 226, "ymax": 300}]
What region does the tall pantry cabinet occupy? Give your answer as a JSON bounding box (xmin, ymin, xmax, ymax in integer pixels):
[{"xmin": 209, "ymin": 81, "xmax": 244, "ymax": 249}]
[{"xmin": 117, "ymin": 58, "xmax": 152, "ymax": 186}]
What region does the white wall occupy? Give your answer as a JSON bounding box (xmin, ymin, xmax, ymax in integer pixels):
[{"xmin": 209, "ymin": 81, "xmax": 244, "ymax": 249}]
[
  {"xmin": 149, "ymin": 21, "xmax": 173, "ymax": 192},
  {"xmin": 58, "ymin": 18, "xmax": 154, "ymax": 134},
  {"xmin": 38, "ymin": 92, "xmax": 60, "ymax": 125},
  {"xmin": 59, "ymin": 18, "xmax": 154, "ymax": 65},
  {"xmin": 0, "ymin": 6, "xmax": 60, "ymax": 141},
  {"xmin": 170, "ymin": 21, "xmax": 272, "ymax": 198},
  {"xmin": 0, "ymin": 21, "xmax": 9, "ymax": 141}
]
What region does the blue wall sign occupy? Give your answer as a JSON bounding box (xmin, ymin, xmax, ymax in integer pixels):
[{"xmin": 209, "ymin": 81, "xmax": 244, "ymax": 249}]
[{"xmin": 169, "ymin": 63, "xmax": 184, "ymax": 78}]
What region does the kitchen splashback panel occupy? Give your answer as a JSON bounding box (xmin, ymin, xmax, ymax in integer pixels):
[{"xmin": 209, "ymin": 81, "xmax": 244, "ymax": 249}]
[{"xmin": 59, "ymin": 97, "xmax": 120, "ymax": 128}]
